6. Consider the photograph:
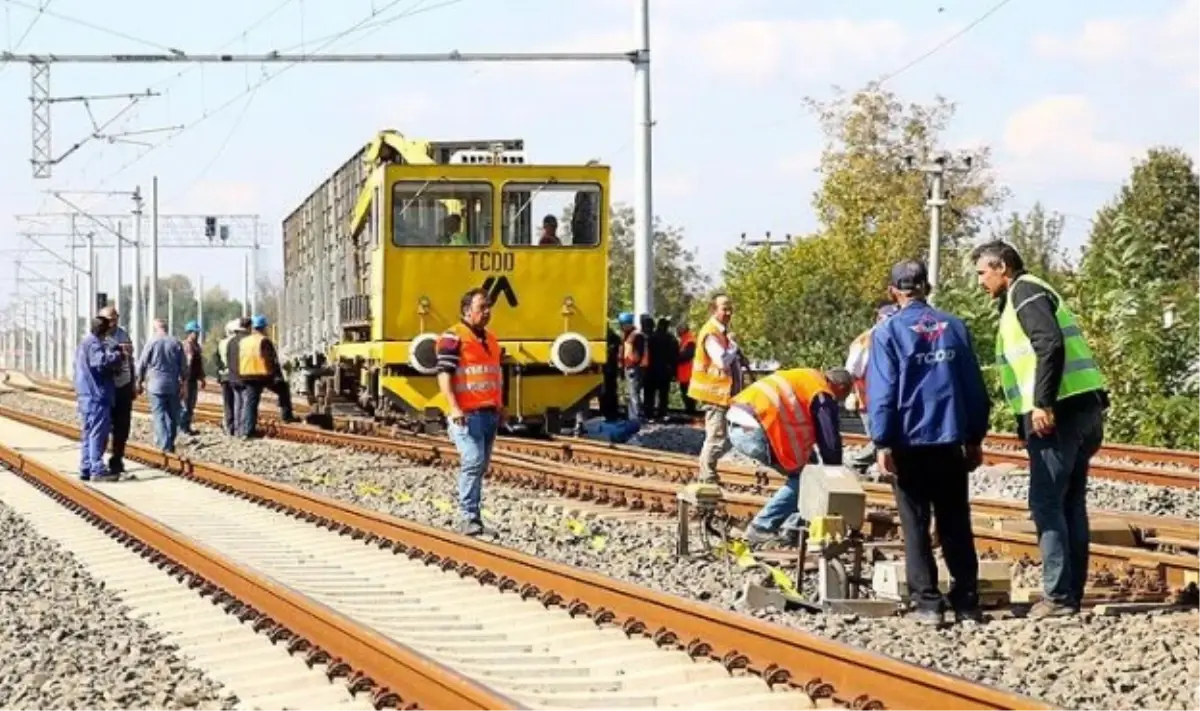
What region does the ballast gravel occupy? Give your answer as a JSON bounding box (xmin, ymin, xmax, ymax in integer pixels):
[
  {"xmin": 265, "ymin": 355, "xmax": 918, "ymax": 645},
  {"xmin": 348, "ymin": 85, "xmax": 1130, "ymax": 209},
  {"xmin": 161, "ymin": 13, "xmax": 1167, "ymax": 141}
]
[
  {"xmin": 4, "ymin": 391, "xmax": 1198, "ymax": 711},
  {"xmin": 630, "ymin": 422, "xmax": 1200, "ymax": 520},
  {"xmin": 0, "ymin": 497, "xmax": 234, "ymax": 710}
]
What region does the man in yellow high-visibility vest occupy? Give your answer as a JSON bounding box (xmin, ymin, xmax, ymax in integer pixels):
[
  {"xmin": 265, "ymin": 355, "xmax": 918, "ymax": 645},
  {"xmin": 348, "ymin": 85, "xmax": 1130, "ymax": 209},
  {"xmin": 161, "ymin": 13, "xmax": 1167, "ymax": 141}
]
[{"xmin": 972, "ymin": 240, "xmax": 1109, "ymax": 620}]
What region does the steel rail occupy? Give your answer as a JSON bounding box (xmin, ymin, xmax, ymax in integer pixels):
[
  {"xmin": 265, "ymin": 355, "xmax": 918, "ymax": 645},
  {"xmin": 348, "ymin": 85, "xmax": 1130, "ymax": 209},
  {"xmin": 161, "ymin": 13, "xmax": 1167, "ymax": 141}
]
[
  {"xmin": 0, "ymin": 423, "xmax": 520, "ymax": 710},
  {"xmin": 0, "ymin": 405, "xmax": 1051, "ymax": 711},
  {"xmin": 7, "ymin": 387, "xmax": 1198, "ymax": 591},
  {"xmin": 24, "ymin": 376, "xmax": 1199, "ymax": 481}
]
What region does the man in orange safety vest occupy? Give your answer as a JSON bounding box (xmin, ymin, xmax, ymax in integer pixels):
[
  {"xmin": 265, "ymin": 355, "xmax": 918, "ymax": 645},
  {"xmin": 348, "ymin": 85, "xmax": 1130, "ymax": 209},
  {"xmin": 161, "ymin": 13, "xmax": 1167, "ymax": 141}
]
[{"xmin": 730, "ymin": 367, "xmax": 855, "ymax": 546}]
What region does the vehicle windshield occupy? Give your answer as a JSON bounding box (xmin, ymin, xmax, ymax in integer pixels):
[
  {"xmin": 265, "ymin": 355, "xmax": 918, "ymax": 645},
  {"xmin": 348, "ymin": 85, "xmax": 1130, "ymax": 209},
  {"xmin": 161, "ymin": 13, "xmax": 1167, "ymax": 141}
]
[
  {"xmin": 502, "ymin": 182, "xmax": 602, "ymax": 247},
  {"xmin": 392, "ymin": 180, "xmax": 494, "ymax": 247}
]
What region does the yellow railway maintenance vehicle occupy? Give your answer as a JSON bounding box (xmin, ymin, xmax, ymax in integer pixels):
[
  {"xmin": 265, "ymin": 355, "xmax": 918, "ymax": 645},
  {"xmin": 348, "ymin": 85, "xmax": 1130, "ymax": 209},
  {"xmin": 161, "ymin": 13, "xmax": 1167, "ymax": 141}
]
[{"xmin": 280, "ymin": 130, "xmax": 610, "ymax": 434}]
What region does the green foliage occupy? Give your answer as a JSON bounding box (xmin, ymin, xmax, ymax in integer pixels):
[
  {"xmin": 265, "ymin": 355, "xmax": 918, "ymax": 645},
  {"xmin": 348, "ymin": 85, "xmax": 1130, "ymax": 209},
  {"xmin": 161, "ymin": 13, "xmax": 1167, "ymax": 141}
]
[
  {"xmin": 698, "ymin": 84, "xmax": 1198, "ymax": 449},
  {"xmin": 565, "ymin": 203, "xmax": 709, "ymax": 325}
]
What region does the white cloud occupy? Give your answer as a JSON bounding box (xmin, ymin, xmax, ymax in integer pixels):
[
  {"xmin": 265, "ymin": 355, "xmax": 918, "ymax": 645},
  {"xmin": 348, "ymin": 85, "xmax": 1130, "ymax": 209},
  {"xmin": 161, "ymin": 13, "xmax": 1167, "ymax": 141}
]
[
  {"xmin": 1033, "ymin": 0, "xmax": 1199, "ymax": 88},
  {"xmin": 695, "ymin": 18, "xmax": 957, "ymax": 83},
  {"xmin": 1002, "ymin": 95, "xmax": 1141, "ymax": 182}
]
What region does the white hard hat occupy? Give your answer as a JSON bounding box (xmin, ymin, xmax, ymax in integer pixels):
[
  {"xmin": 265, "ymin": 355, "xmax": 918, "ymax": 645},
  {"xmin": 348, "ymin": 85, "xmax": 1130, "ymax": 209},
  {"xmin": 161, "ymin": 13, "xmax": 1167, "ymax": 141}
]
[{"xmin": 224, "ymin": 319, "xmax": 240, "ymax": 335}]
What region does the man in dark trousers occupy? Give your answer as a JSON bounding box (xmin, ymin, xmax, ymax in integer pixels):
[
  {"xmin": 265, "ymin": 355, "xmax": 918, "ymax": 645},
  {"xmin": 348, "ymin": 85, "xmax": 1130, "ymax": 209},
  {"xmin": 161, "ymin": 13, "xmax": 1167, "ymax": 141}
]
[
  {"xmin": 868, "ymin": 260, "xmax": 990, "ymax": 626},
  {"xmin": 97, "ymin": 305, "xmax": 134, "ymax": 475},
  {"xmin": 972, "ymin": 240, "xmax": 1108, "ymax": 619},
  {"xmin": 647, "ymin": 316, "xmax": 678, "ymax": 420},
  {"xmin": 599, "ymin": 326, "xmax": 621, "ymax": 421}
]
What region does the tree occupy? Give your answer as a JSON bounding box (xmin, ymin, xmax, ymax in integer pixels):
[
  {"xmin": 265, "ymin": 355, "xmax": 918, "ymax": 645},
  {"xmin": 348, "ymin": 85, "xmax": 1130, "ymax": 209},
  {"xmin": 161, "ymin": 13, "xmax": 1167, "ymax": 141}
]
[
  {"xmin": 1071, "ymin": 148, "xmax": 1200, "ymax": 448},
  {"xmin": 722, "ymin": 84, "xmax": 1005, "ymax": 370},
  {"xmin": 565, "ymin": 203, "xmax": 709, "ymax": 324},
  {"xmin": 990, "ymin": 202, "xmax": 1068, "ymax": 282}
]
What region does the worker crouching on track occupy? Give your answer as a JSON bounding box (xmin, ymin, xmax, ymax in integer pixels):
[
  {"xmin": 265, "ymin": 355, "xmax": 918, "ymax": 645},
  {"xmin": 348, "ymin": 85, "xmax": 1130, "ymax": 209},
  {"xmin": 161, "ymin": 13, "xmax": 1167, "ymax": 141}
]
[
  {"xmin": 972, "ymin": 240, "xmax": 1108, "ymax": 619},
  {"xmin": 136, "ymin": 319, "xmax": 187, "ymax": 453},
  {"xmin": 97, "ymin": 305, "xmax": 135, "ymax": 476},
  {"xmin": 74, "ymin": 315, "xmax": 126, "ymax": 481},
  {"xmin": 735, "ymin": 367, "xmax": 853, "ymax": 546},
  {"xmin": 179, "ymin": 320, "xmax": 206, "ymax": 436},
  {"xmin": 868, "ymin": 260, "xmax": 989, "ymax": 626},
  {"xmin": 689, "ymin": 294, "xmax": 746, "ymax": 485},
  {"xmin": 437, "ymin": 288, "xmax": 505, "ymax": 537},
  {"xmin": 214, "ymin": 319, "xmax": 246, "ymax": 435}
]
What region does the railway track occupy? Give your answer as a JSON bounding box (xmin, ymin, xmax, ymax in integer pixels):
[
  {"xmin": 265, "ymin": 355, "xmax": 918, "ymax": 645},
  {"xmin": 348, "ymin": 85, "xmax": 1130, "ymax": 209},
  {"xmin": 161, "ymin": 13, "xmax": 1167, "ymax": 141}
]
[
  {"xmin": 26, "ymin": 375, "xmax": 1200, "ymax": 488},
  {"xmin": 0, "ymin": 409, "xmax": 1051, "ymax": 710},
  {"xmin": 8, "ymin": 380, "xmax": 1198, "ymax": 596}
]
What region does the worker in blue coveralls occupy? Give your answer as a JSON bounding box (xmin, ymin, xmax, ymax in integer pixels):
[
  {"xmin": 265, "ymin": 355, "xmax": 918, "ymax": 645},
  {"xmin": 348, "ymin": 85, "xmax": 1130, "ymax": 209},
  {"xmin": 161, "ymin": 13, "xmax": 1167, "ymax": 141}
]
[{"xmin": 74, "ymin": 315, "xmax": 125, "ymax": 482}]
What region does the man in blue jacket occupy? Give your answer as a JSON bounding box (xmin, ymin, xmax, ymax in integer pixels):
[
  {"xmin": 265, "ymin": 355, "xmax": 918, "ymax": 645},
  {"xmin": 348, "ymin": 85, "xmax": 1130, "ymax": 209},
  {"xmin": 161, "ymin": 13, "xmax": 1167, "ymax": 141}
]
[
  {"xmin": 867, "ymin": 260, "xmax": 990, "ymax": 626},
  {"xmin": 75, "ymin": 315, "xmax": 126, "ymax": 481}
]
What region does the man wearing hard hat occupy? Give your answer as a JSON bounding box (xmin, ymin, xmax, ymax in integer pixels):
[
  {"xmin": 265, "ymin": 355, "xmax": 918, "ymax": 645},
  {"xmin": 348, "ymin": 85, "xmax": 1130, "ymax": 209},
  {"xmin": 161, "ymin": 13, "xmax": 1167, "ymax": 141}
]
[
  {"xmin": 616, "ymin": 312, "xmax": 648, "ymax": 421},
  {"xmin": 214, "ymin": 319, "xmax": 247, "ymax": 435}
]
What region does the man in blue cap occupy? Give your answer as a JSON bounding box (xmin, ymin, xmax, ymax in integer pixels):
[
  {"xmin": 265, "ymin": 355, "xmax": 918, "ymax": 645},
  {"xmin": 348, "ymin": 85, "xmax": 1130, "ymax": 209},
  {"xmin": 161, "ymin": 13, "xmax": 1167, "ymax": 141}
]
[
  {"xmin": 179, "ymin": 319, "xmax": 206, "ymax": 436},
  {"xmin": 75, "ymin": 315, "xmax": 126, "ymax": 481},
  {"xmin": 868, "ymin": 259, "xmax": 989, "ymax": 626},
  {"xmin": 616, "ymin": 312, "xmax": 647, "ymax": 421}
]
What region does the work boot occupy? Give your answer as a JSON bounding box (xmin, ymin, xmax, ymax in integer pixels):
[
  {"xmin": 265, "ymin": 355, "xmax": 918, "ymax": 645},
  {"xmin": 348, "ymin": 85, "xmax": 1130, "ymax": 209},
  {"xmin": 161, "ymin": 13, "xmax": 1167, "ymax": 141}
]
[
  {"xmin": 1026, "ymin": 599, "xmax": 1078, "ymax": 619},
  {"xmin": 907, "ymin": 608, "xmax": 946, "ymax": 627},
  {"xmin": 458, "ymin": 519, "xmax": 484, "ymax": 537},
  {"xmin": 743, "ymin": 525, "xmax": 775, "ymax": 547},
  {"xmin": 952, "ymin": 606, "xmax": 985, "ymax": 624}
]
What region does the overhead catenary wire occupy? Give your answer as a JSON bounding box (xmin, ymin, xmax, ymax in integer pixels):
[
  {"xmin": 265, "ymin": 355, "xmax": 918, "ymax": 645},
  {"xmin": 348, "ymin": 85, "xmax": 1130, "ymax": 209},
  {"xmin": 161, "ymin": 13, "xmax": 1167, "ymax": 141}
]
[{"xmin": 91, "ymin": 0, "xmax": 470, "ymax": 191}]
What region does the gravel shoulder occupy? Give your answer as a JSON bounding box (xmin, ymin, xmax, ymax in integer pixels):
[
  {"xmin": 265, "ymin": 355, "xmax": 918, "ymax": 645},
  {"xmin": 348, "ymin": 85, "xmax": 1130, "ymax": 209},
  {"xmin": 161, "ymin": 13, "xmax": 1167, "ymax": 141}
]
[
  {"xmin": 4, "ymin": 391, "xmax": 1198, "ymax": 710},
  {"xmin": 630, "ymin": 423, "xmax": 1200, "ymax": 519},
  {"xmin": 0, "ymin": 494, "xmax": 233, "ymax": 710}
]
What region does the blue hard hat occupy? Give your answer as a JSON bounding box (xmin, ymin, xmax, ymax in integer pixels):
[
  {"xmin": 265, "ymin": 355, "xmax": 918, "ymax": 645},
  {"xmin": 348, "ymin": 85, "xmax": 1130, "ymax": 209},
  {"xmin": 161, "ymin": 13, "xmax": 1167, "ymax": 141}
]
[
  {"xmin": 184, "ymin": 320, "xmax": 200, "ymax": 333},
  {"xmin": 251, "ymin": 314, "xmax": 268, "ymax": 329},
  {"xmin": 617, "ymin": 312, "xmax": 634, "ymax": 326}
]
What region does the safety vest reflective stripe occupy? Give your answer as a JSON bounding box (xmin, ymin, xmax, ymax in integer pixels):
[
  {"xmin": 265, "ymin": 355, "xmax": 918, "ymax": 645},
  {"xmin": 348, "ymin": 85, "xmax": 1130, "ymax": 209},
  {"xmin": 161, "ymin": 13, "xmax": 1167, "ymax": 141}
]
[
  {"xmin": 237, "ymin": 333, "xmax": 269, "ymax": 377},
  {"xmin": 448, "ymin": 323, "xmax": 503, "ymax": 411},
  {"xmin": 676, "ymin": 332, "xmax": 694, "ymax": 383},
  {"xmin": 995, "ymin": 273, "xmax": 1106, "ymax": 415},
  {"xmin": 688, "ymin": 319, "xmax": 733, "ymax": 407}
]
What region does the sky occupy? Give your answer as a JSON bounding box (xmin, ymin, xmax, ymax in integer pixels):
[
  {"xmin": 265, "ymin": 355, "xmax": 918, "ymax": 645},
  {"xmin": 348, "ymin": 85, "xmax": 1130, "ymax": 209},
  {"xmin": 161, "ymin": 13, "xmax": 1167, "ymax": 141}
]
[{"xmin": 0, "ymin": 0, "xmax": 1196, "ymax": 313}]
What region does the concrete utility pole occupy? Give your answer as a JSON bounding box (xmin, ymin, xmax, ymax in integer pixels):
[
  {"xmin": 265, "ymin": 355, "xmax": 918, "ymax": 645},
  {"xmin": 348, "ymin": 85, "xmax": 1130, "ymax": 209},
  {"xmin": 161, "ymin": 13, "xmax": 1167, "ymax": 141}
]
[
  {"xmin": 13, "ymin": 6, "xmax": 657, "ymax": 312},
  {"xmin": 150, "ymin": 176, "xmax": 159, "ymax": 332},
  {"xmin": 904, "ymin": 154, "xmax": 972, "ymax": 304}
]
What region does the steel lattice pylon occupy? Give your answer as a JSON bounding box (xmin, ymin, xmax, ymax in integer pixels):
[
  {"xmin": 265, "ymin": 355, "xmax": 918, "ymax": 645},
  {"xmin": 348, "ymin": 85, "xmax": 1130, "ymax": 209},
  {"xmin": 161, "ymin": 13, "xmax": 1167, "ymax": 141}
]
[{"xmin": 29, "ymin": 62, "xmax": 51, "ymax": 180}]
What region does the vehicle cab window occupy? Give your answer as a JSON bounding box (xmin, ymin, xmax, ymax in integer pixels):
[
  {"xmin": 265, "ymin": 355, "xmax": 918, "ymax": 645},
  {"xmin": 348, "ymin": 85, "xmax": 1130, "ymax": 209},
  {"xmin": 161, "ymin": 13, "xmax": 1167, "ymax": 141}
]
[
  {"xmin": 501, "ymin": 182, "xmax": 601, "ymax": 247},
  {"xmin": 392, "ymin": 181, "xmax": 494, "ymax": 247}
]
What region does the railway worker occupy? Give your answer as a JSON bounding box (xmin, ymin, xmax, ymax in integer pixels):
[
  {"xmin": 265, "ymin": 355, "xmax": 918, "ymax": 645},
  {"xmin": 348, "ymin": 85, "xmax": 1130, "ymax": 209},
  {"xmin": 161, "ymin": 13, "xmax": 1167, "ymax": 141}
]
[
  {"xmin": 675, "ymin": 323, "xmax": 697, "ymax": 416},
  {"xmin": 647, "ymin": 316, "xmax": 678, "ymax": 421},
  {"xmin": 214, "ymin": 319, "xmax": 245, "ymax": 435},
  {"xmin": 735, "ymin": 367, "xmax": 854, "ymax": 545},
  {"xmin": 600, "ymin": 326, "xmax": 622, "ymax": 421},
  {"xmin": 971, "ymin": 240, "xmax": 1108, "ymax": 619},
  {"xmin": 436, "ymin": 287, "xmax": 505, "ymax": 537},
  {"xmin": 441, "ymin": 214, "xmax": 469, "ymax": 246},
  {"xmin": 868, "ymin": 260, "xmax": 989, "ymax": 626},
  {"xmin": 228, "ymin": 315, "xmax": 282, "ymax": 438},
  {"xmin": 97, "ymin": 305, "xmax": 135, "ymax": 476},
  {"xmin": 538, "ymin": 215, "xmax": 562, "ymax": 246},
  {"xmin": 844, "ymin": 303, "xmax": 899, "ymax": 476},
  {"xmin": 136, "ymin": 319, "xmax": 187, "ymax": 453},
  {"xmin": 689, "ymin": 294, "xmax": 747, "ymax": 485},
  {"xmin": 637, "ymin": 314, "xmax": 656, "ymax": 415},
  {"xmin": 74, "ymin": 315, "xmax": 126, "ymax": 481},
  {"xmin": 179, "ymin": 320, "xmax": 206, "ymax": 437},
  {"xmin": 617, "ymin": 312, "xmax": 647, "ymax": 421}
]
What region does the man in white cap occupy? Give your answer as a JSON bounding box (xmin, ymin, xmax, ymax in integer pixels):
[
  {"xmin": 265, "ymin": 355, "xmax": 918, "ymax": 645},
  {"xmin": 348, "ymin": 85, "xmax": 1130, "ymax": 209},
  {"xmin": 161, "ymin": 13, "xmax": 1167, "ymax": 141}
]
[
  {"xmin": 214, "ymin": 318, "xmax": 246, "ymax": 435},
  {"xmin": 97, "ymin": 304, "xmax": 135, "ymax": 475}
]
